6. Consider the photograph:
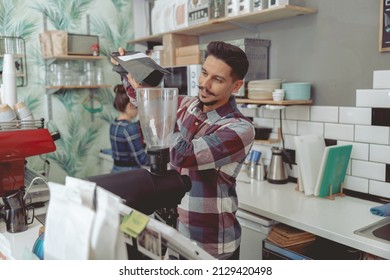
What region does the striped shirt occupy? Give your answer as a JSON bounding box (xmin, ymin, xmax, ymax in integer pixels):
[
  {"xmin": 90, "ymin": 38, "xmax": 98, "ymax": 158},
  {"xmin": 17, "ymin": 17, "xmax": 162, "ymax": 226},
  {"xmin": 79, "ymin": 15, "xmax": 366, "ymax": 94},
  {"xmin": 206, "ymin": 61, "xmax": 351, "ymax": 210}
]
[
  {"xmin": 170, "ymin": 96, "xmax": 255, "ymax": 259},
  {"xmin": 110, "ymin": 119, "xmax": 148, "ymax": 167}
]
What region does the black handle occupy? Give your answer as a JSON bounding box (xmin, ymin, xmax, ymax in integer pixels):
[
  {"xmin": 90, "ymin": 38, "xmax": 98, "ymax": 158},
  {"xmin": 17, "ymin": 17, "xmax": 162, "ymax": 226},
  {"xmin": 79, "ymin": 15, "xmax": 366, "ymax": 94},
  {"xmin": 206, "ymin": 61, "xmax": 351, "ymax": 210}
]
[
  {"xmin": 281, "ymin": 149, "xmax": 293, "ymax": 169},
  {"xmin": 50, "ymin": 131, "xmax": 61, "ymax": 141}
]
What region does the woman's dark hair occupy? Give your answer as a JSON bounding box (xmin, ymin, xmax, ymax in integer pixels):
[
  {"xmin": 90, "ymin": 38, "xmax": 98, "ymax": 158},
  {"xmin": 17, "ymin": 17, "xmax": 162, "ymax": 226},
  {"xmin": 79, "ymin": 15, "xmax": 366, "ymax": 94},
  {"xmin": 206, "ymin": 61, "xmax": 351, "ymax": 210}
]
[
  {"xmin": 205, "ymin": 41, "xmax": 249, "ymax": 80},
  {"xmin": 113, "ymin": 84, "xmax": 129, "ymax": 112}
]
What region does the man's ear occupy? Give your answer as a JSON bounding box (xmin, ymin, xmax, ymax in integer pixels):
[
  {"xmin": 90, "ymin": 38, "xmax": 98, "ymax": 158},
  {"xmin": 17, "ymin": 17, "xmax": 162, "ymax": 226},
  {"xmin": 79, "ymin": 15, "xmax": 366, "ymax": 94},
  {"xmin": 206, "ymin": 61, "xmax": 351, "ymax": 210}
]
[{"xmin": 232, "ymin": 79, "xmax": 244, "ymax": 93}]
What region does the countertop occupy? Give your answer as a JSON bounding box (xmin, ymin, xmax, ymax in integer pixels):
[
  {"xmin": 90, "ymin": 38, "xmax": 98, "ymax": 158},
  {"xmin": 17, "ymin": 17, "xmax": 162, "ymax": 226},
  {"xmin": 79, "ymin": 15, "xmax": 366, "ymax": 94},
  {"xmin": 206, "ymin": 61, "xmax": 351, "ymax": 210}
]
[
  {"xmin": 2, "ymin": 173, "xmax": 390, "ymax": 260},
  {"xmin": 235, "ymin": 172, "xmax": 390, "ymax": 259}
]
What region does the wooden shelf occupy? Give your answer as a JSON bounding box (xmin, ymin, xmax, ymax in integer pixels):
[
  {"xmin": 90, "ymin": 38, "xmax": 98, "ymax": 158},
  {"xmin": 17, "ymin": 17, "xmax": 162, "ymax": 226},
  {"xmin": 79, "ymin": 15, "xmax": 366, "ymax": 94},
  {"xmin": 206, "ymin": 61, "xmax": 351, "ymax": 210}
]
[
  {"xmin": 43, "ymin": 55, "xmax": 105, "ymax": 61},
  {"xmin": 236, "ymin": 99, "xmax": 313, "ymax": 105},
  {"xmin": 0, "ymin": 54, "xmax": 24, "ymax": 58},
  {"xmin": 0, "ymin": 73, "xmax": 25, "ymax": 78},
  {"xmin": 128, "ymin": 5, "xmax": 317, "ymax": 45},
  {"xmin": 46, "ymin": 84, "xmax": 111, "ymax": 89},
  {"xmin": 46, "ymin": 84, "xmax": 111, "ymax": 95}
]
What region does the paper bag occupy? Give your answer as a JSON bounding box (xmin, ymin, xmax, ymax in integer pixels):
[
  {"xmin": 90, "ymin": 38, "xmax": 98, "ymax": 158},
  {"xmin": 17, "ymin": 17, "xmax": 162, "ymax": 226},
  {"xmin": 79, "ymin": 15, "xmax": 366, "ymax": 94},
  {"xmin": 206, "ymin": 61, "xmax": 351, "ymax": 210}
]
[
  {"xmin": 90, "ymin": 186, "xmax": 127, "ymax": 260},
  {"xmin": 44, "ymin": 181, "xmax": 95, "ymax": 260},
  {"xmin": 111, "ymin": 52, "xmax": 170, "ymax": 87},
  {"xmin": 39, "ymin": 30, "xmax": 68, "ymax": 57}
]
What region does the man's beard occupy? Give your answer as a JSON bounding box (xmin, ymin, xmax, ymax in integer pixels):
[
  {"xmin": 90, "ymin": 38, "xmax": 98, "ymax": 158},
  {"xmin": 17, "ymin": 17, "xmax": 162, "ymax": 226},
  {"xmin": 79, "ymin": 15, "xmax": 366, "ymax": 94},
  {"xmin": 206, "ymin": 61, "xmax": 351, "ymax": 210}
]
[{"xmin": 197, "ymin": 85, "xmax": 218, "ymax": 107}]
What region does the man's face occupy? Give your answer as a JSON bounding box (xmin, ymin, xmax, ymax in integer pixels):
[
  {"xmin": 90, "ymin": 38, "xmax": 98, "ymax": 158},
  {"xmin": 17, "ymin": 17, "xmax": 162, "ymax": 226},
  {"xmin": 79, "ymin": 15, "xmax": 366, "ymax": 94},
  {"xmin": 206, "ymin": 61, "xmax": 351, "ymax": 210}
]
[{"xmin": 197, "ymin": 55, "xmax": 243, "ymax": 112}]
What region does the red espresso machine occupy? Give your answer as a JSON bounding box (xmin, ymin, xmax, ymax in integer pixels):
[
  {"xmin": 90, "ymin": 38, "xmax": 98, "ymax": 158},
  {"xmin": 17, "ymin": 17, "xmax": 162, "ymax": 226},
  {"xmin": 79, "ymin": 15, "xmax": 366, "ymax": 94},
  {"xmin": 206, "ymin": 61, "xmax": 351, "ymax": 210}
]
[{"xmin": 0, "ymin": 127, "xmax": 57, "ymax": 197}]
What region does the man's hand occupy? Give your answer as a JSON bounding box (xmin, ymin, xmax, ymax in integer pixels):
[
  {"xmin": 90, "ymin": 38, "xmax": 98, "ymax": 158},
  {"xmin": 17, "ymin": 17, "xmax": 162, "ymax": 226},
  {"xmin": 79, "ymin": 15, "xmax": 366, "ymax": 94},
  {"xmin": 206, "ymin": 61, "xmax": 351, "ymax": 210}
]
[
  {"xmin": 127, "ymin": 73, "xmax": 142, "ymax": 89},
  {"xmin": 110, "ymin": 47, "xmax": 126, "ymax": 65}
]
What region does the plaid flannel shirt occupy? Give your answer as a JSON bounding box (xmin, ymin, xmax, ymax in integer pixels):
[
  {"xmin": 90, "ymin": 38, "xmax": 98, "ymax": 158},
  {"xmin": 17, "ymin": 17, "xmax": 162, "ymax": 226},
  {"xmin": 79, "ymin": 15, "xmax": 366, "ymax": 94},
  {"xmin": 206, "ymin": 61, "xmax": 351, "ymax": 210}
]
[
  {"xmin": 110, "ymin": 119, "xmax": 148, "ymax": 167},
  {"xmin": 170, "ymin": 96, "xmax": 255, "ymax": 259}
]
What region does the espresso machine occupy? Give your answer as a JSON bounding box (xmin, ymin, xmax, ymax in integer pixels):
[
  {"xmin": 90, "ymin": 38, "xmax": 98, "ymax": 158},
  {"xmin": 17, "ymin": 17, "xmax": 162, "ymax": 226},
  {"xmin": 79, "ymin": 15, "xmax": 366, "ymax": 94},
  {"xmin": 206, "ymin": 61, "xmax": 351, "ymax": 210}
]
[{"xmin": 0, "ymin": 124, "xmax": 58, "ymax": 232}]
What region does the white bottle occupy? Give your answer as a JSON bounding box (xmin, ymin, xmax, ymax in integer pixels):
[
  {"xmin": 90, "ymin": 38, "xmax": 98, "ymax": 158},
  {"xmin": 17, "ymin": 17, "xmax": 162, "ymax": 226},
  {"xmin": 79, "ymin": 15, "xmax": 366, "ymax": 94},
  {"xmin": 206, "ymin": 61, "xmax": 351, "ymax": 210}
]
[{"xmin": 2, "ymin": 54, "xmax": 17, "ymax": 107}]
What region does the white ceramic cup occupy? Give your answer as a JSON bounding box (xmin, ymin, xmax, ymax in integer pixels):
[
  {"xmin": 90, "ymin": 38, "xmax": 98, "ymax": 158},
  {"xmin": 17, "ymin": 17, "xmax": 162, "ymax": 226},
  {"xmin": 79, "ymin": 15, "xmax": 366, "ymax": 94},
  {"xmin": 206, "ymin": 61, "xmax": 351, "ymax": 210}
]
[
  {"xmin": 272, "ymin": 89, "xmax": 285, "ymax": 101},
  {"xmin": 14, "ymin": 102, "xmax": 34, "ymax": 120},
  {"xmin": 273, "ymin": 89, "xmax": 285, "ymax": 94},
  {"xmin": 0, "ymin": 103, "xmax": 17, "ymax": 129},
  {"xmin": 14, "ymin": 102, "xmax": 35, "ymax": 129}
]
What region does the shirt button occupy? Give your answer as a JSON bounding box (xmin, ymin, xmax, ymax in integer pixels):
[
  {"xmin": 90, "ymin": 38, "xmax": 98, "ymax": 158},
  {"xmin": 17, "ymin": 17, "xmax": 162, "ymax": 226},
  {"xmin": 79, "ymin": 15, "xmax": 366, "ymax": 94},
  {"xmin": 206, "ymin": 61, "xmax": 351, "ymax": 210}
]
[{"xmin": 195, "ymin": 121, "xmax": 199, "ymax": 126}]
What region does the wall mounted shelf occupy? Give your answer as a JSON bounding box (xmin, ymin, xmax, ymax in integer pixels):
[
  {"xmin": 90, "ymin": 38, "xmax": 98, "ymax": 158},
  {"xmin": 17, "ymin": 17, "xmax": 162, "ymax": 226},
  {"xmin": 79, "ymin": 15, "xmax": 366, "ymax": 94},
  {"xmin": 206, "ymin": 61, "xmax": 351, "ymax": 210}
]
[
  {"xmin": 46, "ymin": 85, "xmax": 111, "ymax": 95},
  {"xmin": 44, "ymin": 55, "xmax": 110, "ymax": 121},
  {"xmin": 43, "ymin": 55, "xmax": 104, "ymax": 61},
  {"xmin": 128, "ymin": 5, "xmax": 317, "ymax": 45},
  {"xmin": 236, "ymin": 99, "xmax": 313, "ymax": 105}
]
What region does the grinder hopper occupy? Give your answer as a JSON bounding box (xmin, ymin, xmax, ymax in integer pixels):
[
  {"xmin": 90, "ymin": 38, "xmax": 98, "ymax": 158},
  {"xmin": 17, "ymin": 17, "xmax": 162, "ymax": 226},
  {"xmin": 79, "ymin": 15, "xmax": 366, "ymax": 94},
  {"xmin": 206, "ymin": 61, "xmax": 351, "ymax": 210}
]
[{"xmin": 136, "ymin": 88, "xmax": 178, "ymax": 175}]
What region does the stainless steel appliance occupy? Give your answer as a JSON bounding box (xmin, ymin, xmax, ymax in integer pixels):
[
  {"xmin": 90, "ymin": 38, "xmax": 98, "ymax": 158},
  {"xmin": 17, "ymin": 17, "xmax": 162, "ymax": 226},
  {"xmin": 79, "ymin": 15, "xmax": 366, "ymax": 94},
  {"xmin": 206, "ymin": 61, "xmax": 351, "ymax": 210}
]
[
  {"xmin": 162, "ymin": 64, "xmax": 202, "ymax": 96},
  {"xmin": 1, "ymin": 189, "xmax": 34, "ymax": 233},
  {"xmin": 266, "ymin": 147, "xmax": 292, "ymax": 184},
  {"xmin": 0, "ymin": 120, "xmax": 58, "ymax": 232}
]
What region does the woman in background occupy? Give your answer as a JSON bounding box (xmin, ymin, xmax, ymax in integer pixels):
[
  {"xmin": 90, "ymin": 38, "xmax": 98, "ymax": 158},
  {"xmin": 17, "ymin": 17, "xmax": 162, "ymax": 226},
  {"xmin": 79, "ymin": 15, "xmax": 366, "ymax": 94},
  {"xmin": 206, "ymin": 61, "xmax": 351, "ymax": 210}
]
[{"xmin": 110, "ymin": 84, "xmax": 148, "ymax": 173}]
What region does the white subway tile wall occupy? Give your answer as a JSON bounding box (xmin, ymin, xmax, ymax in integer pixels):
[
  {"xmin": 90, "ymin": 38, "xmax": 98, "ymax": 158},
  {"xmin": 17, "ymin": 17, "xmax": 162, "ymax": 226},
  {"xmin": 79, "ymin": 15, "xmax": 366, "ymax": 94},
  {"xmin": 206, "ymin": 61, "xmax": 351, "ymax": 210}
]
[
  {"xmin": 369, "ymin": 180, "xmax": 390, "ymax": 198},
  {"xmin": 278, "ymin": 120, "xmax": 297, "ymax": 135},
  {"xmin": 297, "ymin": 121, "xmax": 324, "ymax": 136},
  {"xmin": 356, "ymin": 89, "xmax": 390, "ymax": 108},
  {"xmin": 238, "ymin": 72, "xmax": 390, "ymax": 199},
  {"xmin": 373, "ymin": 70, "xmax": 390, "ymax": 89},
  {"xmin": 310, "ymin": 106, "xmax": 339, "ymax": 123},
  {"xmin": 339, "ymin": 107, "xmax": 371, "ymax": 125},
  {"xmin": 338, "ymin": 140, "xmax": 369, "ymax": 161},
  {"xmin": 285, "ymin": 105, "xmax": 310, "ymax": 120},
  {"xmin": 370, "ymin": 144, "xmax": 390, "ymax": 163},
  {"xmin": 324, "ymin": 123, "xmax": 354, "ymax": 141},
  {"xmin": 351, "ymin": 160, "xmax": 386, "ymax": 181},
  {"xmin": 344, "ymin": 175, "xmax": 369, "ymax": 193},
  {"xmin": 355, "ymin": 125, "xmax": 390, "ymax": 145},
  {"xmin": 253, "ymin": 116, "xmax": 274, "ymax": 128}
]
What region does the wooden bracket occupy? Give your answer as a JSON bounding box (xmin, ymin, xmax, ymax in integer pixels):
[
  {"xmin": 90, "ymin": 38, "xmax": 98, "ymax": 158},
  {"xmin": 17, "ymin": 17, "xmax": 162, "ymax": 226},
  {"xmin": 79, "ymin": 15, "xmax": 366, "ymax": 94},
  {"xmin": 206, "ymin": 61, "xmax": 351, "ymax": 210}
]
[{"xmin": 324, "ymin": 183, "xmax": 346, "ymax": 200}]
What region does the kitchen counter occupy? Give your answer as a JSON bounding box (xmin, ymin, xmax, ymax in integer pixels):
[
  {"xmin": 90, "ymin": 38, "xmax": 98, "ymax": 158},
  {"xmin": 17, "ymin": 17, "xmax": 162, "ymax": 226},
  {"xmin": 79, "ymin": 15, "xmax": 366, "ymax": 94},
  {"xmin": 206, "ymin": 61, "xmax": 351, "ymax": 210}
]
[
  {"xmin": 236, "ymin": 172, "xmax": 390, "ymax": 259},
  {"xmin": 1, "ymin": 219, "xmax": 42, "ymax": 260},
  {"xmin": 2, "ymin": 173, "xmax": 390, "ymax": 260}
]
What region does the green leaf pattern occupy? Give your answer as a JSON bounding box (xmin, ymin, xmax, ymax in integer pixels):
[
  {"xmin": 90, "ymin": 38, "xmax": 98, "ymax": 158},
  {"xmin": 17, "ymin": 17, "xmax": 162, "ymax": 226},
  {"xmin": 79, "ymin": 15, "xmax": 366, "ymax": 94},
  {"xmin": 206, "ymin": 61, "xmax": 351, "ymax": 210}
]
[{"xmin": 0, "ymin": 0, "xmax": 134, "ymax": 181}]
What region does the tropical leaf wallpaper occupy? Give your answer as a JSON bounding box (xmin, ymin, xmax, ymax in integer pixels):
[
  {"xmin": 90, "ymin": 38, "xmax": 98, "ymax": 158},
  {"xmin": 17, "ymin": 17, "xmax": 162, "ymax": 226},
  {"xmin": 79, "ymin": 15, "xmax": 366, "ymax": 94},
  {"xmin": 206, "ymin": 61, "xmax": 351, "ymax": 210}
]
[{"xmin": 0, "ymin": 0, "xmax": 135, "ymax": 183}]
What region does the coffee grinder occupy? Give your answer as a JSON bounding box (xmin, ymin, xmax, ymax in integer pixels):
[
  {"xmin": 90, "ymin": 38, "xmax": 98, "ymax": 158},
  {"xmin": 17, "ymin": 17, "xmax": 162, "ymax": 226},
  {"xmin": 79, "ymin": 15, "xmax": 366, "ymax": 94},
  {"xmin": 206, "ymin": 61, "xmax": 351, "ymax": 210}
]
[
  {"xmin": 88, "ymin": 88, "xmax": 191, "ymax": 217},
  {"xmin": 136, "ymin": 87, "xmax": 178, "ymax": 175}
]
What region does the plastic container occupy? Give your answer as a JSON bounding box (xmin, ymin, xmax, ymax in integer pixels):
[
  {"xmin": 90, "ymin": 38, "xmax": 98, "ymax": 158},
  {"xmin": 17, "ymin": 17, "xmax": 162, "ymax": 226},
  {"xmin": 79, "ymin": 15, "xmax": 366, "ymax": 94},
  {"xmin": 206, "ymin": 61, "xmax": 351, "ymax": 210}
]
[{"xmin": 282, "ymin": 82, "xmax": 311, "ymax": 100}]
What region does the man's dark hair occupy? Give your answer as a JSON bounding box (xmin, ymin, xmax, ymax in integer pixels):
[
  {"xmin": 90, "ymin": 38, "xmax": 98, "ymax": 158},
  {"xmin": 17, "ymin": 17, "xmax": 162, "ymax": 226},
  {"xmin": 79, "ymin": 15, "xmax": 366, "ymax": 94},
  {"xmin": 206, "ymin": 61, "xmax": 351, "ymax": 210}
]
[{"xmin": 205, "ymin": 41, "xmax": 249, "ymax": 80}]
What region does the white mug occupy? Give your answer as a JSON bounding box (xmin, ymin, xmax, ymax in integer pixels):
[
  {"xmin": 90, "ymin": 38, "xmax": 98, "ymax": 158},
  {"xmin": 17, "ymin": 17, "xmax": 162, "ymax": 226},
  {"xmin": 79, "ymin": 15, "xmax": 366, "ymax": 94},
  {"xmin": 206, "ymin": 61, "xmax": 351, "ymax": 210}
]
[
  {"xmin": 0, "ymin": 103, "xmax": 17, "ymax": 129},
  {"xmin": 14, "ymin": 102, "xmax": 35, "ymax": 128},
  {"xmin": 14, "ymin": 102, "xmax": 33, "ymax": 119}
]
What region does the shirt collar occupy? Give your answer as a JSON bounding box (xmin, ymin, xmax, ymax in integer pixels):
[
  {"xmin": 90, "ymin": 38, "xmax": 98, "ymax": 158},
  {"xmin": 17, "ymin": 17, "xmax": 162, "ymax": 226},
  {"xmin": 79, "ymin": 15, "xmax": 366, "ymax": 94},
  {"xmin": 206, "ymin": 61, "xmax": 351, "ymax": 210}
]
[{"xmin": 194, "ymin": 96, "xmax": 238, "ymax": 123}]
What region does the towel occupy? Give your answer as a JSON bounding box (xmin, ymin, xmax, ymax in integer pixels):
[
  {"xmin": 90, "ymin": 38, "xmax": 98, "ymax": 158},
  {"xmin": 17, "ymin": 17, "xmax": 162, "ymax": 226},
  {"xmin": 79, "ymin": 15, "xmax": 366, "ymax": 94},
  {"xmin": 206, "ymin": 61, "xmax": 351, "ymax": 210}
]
[{"xmin": 370, "ymin": 203, "xmax": 390, "ymax": 216}]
